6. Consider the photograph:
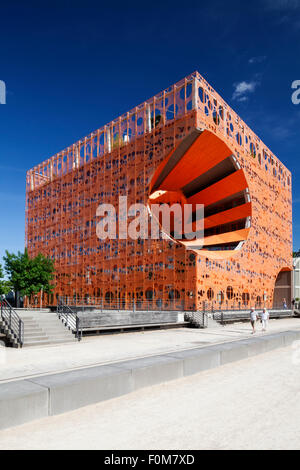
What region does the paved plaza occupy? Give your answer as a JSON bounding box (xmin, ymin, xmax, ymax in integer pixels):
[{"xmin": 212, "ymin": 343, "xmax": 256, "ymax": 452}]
[
  {"xmin": 0, "ymin": 345, "xmax": 299, "ymax": 450},
  {"xmin": 0, "ymin": 318, "xmax": 299, "ymax": 383}
]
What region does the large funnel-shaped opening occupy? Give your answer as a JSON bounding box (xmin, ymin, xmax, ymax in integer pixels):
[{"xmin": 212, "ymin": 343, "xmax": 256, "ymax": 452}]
[{"xmin": 149, "ymin": 129, "xmax": 252, "ymax": 259}]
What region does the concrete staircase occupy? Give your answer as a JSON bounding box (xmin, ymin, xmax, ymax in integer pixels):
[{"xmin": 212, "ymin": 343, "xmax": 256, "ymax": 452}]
[
  {"xmin": 19, "ymin": 310, "xmax": 76, "ymax": 347},
  {"xmin": 0, "ymin": 318, "xmax": 20, "ymax": 348},
  {"xmin": 184, "ymin": 311, "xmax": 208, "ymax": 328}
]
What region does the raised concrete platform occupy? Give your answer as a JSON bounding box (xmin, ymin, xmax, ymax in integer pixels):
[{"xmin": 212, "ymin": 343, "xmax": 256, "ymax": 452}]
[
  {"xmin": 1, "ymin": 328, "xmax": 300, "ymax": 430},
  {"xmin": 213, "ymin": 309, "xmax": 294, "ymax": 323},
  {"xmin": 0, "ymin": 381, "xmax": 48, "ymax": 430},
  {"xmin": 80, "ymin": 321, "xmax": 188, "ymax": 334},
  {"xmin": 77, "ymin": 310, "xmax": 181, "ymax": 330},
  {"xmin": 30, "ymin": 365, "xmax": 133, "ymax": 416}
]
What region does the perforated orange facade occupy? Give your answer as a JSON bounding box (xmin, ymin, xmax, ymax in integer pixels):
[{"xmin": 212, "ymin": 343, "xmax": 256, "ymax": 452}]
[{"xmin": 25, "ymin": 72, "xmax": 292, "ymax": 309}]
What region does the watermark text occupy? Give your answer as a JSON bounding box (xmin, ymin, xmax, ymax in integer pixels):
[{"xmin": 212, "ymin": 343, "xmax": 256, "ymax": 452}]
[
  {"xmin": 291, "ymin": 80, "xmax": 300, "ymax": 105},
  {"xmin": 0, "ymin": 80, "xmax": 6, "ymax": 104},
  {"xmin": 96, "ymin": 196, "xmax": 204, "ymax": 246}
]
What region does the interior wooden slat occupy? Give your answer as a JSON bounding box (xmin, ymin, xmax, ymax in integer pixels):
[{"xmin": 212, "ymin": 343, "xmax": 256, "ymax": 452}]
[
  {"xmin": 156, "ymin": 130, "xmax": 232, "ymax": 191},
  {"xmin": 187, "ymin": 170, "xmax": 248, "ymax": 207},
  {"xmin": 202, "ymin": 202, "xmax": 251, "ymax": 230}
]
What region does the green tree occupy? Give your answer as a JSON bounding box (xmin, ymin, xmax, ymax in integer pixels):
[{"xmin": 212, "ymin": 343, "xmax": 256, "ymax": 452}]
[
  {"xmin": 24, "ymin": 252, "xmax": 55, "ymax": 298},
  {"xmin": 3, "ymin": 249, "xmax": 55, "ymax": 306},
  {"xmin": 0, "ymin": 263, "xmax": 4, "ymax": 293},
  {"xmin": 0, "ymin": 263, "xmax": 12, "ymax": 296},
  {"xmin": 293, "ymin": 250, "xmax": 300, "ymax": 258}
]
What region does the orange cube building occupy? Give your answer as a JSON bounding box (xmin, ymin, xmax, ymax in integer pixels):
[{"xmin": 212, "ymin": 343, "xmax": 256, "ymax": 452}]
[{"xmin": 25, "ymin": 72, "xmax": 293, "ymax": 310}]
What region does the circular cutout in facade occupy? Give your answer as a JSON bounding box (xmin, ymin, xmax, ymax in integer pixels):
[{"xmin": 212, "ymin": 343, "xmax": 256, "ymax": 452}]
[{"xmin": 148, "ymin": 129, "xmax": 252, "ymax": 259}]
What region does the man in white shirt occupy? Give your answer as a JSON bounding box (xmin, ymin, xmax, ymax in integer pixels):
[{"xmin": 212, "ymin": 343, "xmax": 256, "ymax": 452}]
[
  {"xmin": 261, "ymin": 308, "xmax": 269, "ymax": 332},
  {"xmin": 250, "ymin": 308, "xmax": 257, "ymax": 334}
]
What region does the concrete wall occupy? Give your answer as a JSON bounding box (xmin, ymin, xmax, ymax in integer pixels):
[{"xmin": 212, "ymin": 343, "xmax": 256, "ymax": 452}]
[
  {"xmin": 1, "ymin": 329, "xmax": 300, "ymax": 430},
  {"xmin": 78, "ymin": 311, "xmax": 179, "ymax": 328}
]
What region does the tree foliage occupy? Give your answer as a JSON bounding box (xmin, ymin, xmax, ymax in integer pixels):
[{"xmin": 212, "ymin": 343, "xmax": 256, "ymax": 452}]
[
  {"xmin": 0, "ymin": 263, "xmax": 12, "ymax": 296},
  {"xmin": 3, "ymin": 249, "xmax": 55, "ymax": 298}
]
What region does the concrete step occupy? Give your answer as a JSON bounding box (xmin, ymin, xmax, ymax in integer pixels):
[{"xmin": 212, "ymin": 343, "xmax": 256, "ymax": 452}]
[
  {"xmin": 24, "ymin": 331, "xmax": 44, "ymax": 336},
  {"xmin": 24, "ymin": 335, "xmax": 49, "ymax": 342},
  {"xmin": 23, "ymin": 320, "xmax": 41, "ymax": 324},
  {"xmin": 16, "ymin": 309, "xmax": 51, "ymax": 314},
  {"xmin": 20, "ymin": 313, "xmax": 75, "ymax": 347},
  {"xmin": 23, "ymin": 331, "xmax": 74, "ymax": 340},
  {"xmin": 25, "ymin": 320, "xmax": 66, "ymax": 325},
  {"xmin": 24, "ymin": 331, "xmax": 47, "ymax": 337},
  {"xmin": 42, "ymin": 331, "xmax": 73, "ymax": 336},
  {"xmin": 46, "ymin": 334, "xmax": 75, "ymax": 340},
  {"xmin": 24, "ymin": 327, "xmax": 72, "ymax": 335},
  {"xmin": 31, "ymin": 315, "xmax": 63, "ymax": 319},
  {"xmin": 35, "ymin": 322, "xmax": 66, "ymax": 328},
  {"xmin": 38, "ymin": 325, "xmax": 69, "ymax": 330},
  {"xmin": 23, "ymin": 326, "xmax": 43, "ymax": 331},
  {"xmin": 24, "ymin": 328, "xmax": 47, "ymax": 333},
  {"xmin": 23, "ymin": 337, "xmax": 76, "ymax": 347},
  {"xmin": 42, "ymin": 329, "xmax": 73, "ymax": 335},
  {"xmin": 44, "ymin": 331, "xmax": 74, "ymax": 337},
  {"xmin": 23, "ymin": 315, "xmax": 57, "ymax": 319},
  {"xmin": 40, "ymin": 325, "xmax": 72, "ymax": 332},
  {"xmin": 29, "ymin": 321, "xmax": 65, "ymax": 327}
]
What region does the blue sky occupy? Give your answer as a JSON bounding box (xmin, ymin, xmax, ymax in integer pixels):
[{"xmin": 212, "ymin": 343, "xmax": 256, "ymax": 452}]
[{"xmin": 0, "ymin": 0, "xmax": 299, "ymax": 266}]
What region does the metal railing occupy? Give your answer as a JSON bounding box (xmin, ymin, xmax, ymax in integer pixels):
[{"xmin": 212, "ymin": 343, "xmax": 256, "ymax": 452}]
[
  {"xmin": 56, "ymin": 297, "xmax": 294, "ymax": 333},
  {"xmin": 0, "ymin": 299, "xmax": 24, "ymax": 347},
  {"xmin": 58, "ymin": 296, "xmax": 194, "ymax": 336},
  {"xmin": 57, "ymin": 302, "xmax": 80, "ymax": 340},
  {"xmin": 58, "ymin": 296, "xmax": 293, "ymax": 312},
  {"xmin": 212, "ymin": 307, "xmax": 293, "ymax": 324},
  {"xmin": 184, "ymin": 311, "xmax": 208, "ymax": 328},
  {"xmin": 200, "ymin": 300, "xmax": 293, "ymax": 312},
  {"xmin": 26, "ymin": 73, "xmax": 198, "ymax": 192},
  {"xmin": 26, "ymin": 70, "xmax": 290, "ymax": 195},
  {"xmin": 59, "ymin": 296, "xmax": 193, "ymax": 312}
]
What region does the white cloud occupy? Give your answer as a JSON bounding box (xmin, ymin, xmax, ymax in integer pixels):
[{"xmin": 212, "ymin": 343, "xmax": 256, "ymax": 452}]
[
  {"xmin": 236, "ymin": 96, "xmax": 248, "ymax": 102},
  {"xmin": 232, "ymin": 81, "xmax": 259, "ymax": 101},
  {"xmin": 249, "ymin": 56, "xmax": 267, "ymax": 64},
  {"xmin": 264, "ymin": 0, "xmax": 300, "ymax": 10}
]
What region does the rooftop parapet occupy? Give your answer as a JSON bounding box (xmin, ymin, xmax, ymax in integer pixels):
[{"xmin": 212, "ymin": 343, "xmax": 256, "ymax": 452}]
[{"xmin": 26, "ymin": 71, "xmax": 291, "ymax": 192}]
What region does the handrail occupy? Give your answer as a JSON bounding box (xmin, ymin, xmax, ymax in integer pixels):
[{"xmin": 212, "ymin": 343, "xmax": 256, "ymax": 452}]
[
  {"xmin": 57, "ymin": 301, "xmax": 80, "ymax": 341},
  {"xmin": 59, "ymin": 296, "xmax": 189, "ymax": 312},
  {"xmin": 184, "ymin": 311, "xmax": 208, "ymax": 328},
  {"xmin": 0, "ymin": 299, "xmax": 24, "ymax": 347},
  {"xmin": 56, "ymin": 296, "xmax": 292, "ymax": 312}
]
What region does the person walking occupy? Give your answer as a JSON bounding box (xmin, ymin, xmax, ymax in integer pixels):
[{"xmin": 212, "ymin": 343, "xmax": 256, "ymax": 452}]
[
  {"xmin": 261, "ymin": 308, "xmax": 269, "ymax": 332},
  {"xmin": 250, "ymin": 307, "xmax": 257, "ymax": 334}
]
